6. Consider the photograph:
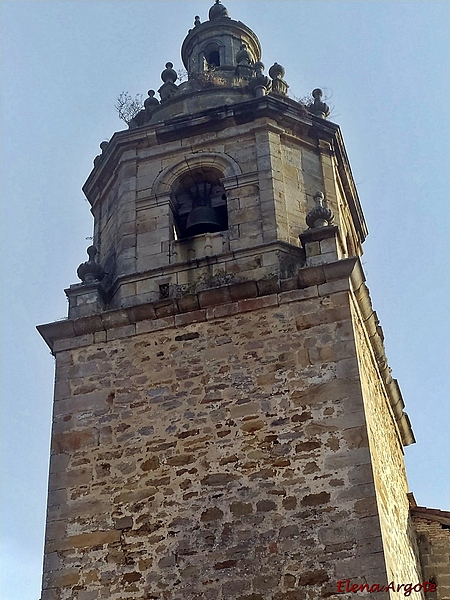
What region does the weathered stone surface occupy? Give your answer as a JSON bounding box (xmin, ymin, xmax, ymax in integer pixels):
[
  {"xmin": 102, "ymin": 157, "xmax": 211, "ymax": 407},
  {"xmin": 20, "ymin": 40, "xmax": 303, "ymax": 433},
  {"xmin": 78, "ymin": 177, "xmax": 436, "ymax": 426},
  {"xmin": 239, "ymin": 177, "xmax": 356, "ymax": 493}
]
[
  {"xmin": 48, "ymin": 529, "xmax": 121, "ymax": 551},
  {"xmin": 41, "ymin": 290, "xmax": 413, "ymax": 599},
  {"xmin": 39, "ymin": 9, "xmax": 424, "ymax": 597}
]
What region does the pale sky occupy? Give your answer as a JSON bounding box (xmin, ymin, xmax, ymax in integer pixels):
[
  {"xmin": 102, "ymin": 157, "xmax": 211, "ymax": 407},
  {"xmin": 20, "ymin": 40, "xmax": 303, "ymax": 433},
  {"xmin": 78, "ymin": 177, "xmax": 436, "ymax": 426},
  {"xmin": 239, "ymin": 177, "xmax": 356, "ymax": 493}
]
[{"xmin": 1, "ymin": 2, "xmax": 449, "ymax": 599}]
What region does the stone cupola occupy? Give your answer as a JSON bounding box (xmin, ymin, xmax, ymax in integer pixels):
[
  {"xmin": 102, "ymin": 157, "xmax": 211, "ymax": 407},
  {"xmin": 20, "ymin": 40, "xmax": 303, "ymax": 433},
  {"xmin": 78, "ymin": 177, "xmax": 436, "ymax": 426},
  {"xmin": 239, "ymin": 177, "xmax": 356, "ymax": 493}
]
[{"xmin": 181, "ymin": 0, "xmax": 261, "ymax": 78}]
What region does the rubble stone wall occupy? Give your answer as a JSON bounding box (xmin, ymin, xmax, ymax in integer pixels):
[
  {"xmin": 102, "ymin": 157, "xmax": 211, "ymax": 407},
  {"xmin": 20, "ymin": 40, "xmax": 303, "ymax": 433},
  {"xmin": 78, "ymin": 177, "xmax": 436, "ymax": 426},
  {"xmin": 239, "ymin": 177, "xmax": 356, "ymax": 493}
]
[
  {"xmin": 42, "ymin": 286, "xmax": 390, "ymax": 600},
  {"xmin": 350, "ymin": 296, "xmax": 424, "ymax": 598},
  {"xmin": 413, "ymin": 516, "xmax": 450, "ymax": 600}
]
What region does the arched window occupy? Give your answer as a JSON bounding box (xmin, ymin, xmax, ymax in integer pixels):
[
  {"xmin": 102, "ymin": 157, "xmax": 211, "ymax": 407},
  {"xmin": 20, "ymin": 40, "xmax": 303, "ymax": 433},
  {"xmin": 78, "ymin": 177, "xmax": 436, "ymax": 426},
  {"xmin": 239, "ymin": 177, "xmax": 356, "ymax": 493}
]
[
  {"xmin": 203, "ymin": 43, "xmax": 221, "ymax": 68},
  {"xmin": 171, "ymin": 167, "xmax": 228, "ymax": 239}
]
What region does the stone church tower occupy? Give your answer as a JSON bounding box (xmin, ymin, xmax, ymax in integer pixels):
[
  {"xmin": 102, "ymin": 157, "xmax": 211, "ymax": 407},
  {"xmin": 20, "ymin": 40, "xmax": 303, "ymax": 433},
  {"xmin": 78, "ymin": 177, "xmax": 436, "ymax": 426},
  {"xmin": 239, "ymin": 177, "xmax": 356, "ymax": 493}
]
[{"xmin": 38, "ymin": 3, "xmax": 445, "ymax": 599}]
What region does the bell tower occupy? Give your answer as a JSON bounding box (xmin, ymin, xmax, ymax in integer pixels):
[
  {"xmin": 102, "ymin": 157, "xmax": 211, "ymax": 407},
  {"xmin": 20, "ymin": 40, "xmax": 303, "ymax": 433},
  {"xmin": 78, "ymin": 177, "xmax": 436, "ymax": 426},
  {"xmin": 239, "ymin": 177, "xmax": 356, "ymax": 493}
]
[{"xmin": 38, "ymin": 2, "xmax": 427, "ymax": 599}]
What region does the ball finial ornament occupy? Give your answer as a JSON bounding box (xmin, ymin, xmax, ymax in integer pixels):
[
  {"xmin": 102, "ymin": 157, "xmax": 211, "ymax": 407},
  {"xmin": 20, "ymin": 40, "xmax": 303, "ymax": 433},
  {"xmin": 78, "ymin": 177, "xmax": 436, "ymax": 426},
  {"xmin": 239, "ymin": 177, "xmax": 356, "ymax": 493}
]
[
  {"xmin": 161, "ymin": 62, "xmax": 178, "ymax": 84},
  {"xmin": 209, "ymin": 0, "xmax": 229, "ymax": 20},
  {"xmin": 77, "ymin": 246, "xmax": 105, "ymax": 284},
  {"xmin": 269, "ymin": 62, "xmax": 285, "ymax": 80},
  {"xmin": 310, "ymin": 88, "xmax": 330, "ymax": 119},
  {"xmin": 306, "ymin": 191, "xmax": 334, "ymax": 229}
]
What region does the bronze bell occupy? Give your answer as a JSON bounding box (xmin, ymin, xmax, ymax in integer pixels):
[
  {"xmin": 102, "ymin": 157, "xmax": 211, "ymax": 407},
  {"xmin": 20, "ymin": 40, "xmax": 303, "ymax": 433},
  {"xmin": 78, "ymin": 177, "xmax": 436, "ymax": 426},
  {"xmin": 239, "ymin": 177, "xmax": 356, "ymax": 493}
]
[{"xmin": 185, "ymin": 205, "xmax": 223, "ymax": 236}]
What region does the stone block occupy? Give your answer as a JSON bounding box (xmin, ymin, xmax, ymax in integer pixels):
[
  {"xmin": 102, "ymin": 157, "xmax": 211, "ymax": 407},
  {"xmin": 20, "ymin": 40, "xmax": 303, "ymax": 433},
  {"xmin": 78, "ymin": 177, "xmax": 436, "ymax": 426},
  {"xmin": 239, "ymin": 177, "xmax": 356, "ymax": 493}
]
[
  {"xmin": 320, "ymin": 237, "xmax": 339, "ymax": 255},
  {"xmin": 306, "ymin": 254, "xmax": 332, "ymax": 267},
  {"xmin": 257, "ymin": 276, "xmax": 281, "ymax": 295},
  {"xmin": 175, "ymin": 310, "xmax": 207, "ymax": 326},
  {"xmin": 49, "ymin": 453, "xmax": 69, "ymax": 475},
  {"xmin": 101, "ymin": 310, "xmax": 130, "ymax": 330},
  {"xmin": 72, "ymin": 315, "xmax": 104, "ymax": 336},
  {"xmin": 53, "ymin": 380, "xmax": 71, "ymax": 401},
  {"xmin": 305, "ymin": 241, "xmax": 321, "ymax": 258},
  {"xmin": 114, "ymin": 516, "xmax": 133, "ymax": 530},
  {"xmin": 206, "ymin": 302, "xmax": 239, "ymax": 320},
  {"xmin": 297, "ymin": 266, "xmax": 326, "ymax": 288},
  {"xmin": 278, "ymin": 287, "xmax": 318, "ymax": 305},
  {"xmin": 318, "ymin": 279, "xmax": 351, "ymax": 296},
  {"xmin": 51, "ymin": 430, "xmax": 98, "ymax": 454},
  {"xmin": 229, "ymin": 281, "xmax": 258, "ymax": 301},
  {"xmin": 44, "ymin": 567, "xmax": 80, "ymax": 588},
  {"xmin": 53, "ymin": 333, "xmax": 94, "ymax": 354},
  {"xmin": 106, "ymin": 324, "xmax": 136, "ymax": 341},
  {"xmin": 41, "ymin": 589, "xmax": 61, "ymax": 600},
  {"xmin": 49, "ymin": 466, "xmax": 93, "ymax": 490},
  {"xmin": 137, "ymin": 240, "xmax": 163, "ymax": 258},
  {"xmin": 49, "ymin": 529, "xmax": 121, "ymax": 551},
  {"xmin": 128, "ymin": 303, "xmax": 157, "ymax": 323},
  {"xmin": 153, "ymin": 299, "xmax": 177, "ymax": 317},
  {"xmin": 324, "ymin": 448, "xmax": 371, "ymax": 470},
  {"xmin": 237, "ymin": 294, "xmax": 278, "ymax": 313},
  {"xmin": 137, "ymin": 216, "xmax": 157, "ymax": 234},
  {"xmin": 230, "ymin": 402, "xmax": 259, "ymax": 418},
  {"xmin": 119, "ymin": 257, "xmax": 137, "ymax": 275},
  {"xmin": 222, "ymin": 579, "xmax": 251, "ymax": 595},
  {"xmin": 240, "ymin": 219, "xmax": 264, "ymax": 238},
  {"xmin": 135, "ymin": 316, "xmax": 174, "ymax": 334},
  {"xmin": 295, "ymin": 305, "xmax": 351, "ymax": 330},
  {"xmin": 94, "ymin": 330, "xmax": 107, "ymax": 343},
  {"xmin": 198, "ymin": 287, "xmax": 232, "ymax": 308},
  {"xmin": 177, "ymin": 294, "xmax": 200, "ymax": 313},
  {"xmin": 280, "ymin": 277, "xmax": 299, "ymax": 292}
]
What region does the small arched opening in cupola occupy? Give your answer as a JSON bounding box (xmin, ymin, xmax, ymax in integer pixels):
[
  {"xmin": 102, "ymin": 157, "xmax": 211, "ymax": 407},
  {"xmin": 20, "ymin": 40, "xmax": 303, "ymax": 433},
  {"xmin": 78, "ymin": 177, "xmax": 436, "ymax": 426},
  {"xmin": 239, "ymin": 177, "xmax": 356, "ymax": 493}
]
[{"xmin": 203, "ymin": 42, "xmax": 221, "ymax": 68}]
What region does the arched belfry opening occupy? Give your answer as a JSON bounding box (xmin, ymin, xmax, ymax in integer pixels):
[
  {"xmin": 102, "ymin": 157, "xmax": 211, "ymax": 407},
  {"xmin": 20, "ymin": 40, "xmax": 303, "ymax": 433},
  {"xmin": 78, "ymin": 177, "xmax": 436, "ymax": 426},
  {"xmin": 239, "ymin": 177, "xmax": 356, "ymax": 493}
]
[
  {"xmin": 151, "ymin": 152, "xmax": 240, "ymax": 242},
  {"xmin": 171, "ymin": 167, "xmax": 228, "ymax": 238},
  {"xmin": 203, "ymin": 42, "xmax": 221, "ymax": 68}
]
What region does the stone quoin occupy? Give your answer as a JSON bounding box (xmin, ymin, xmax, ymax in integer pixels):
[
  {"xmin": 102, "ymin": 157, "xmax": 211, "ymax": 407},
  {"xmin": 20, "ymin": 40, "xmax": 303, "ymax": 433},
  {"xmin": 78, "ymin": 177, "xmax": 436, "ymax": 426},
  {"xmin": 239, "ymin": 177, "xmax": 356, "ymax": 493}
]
[{"xmin": 38, "ymin": 2, "xmax": 449, "ymax": 599}]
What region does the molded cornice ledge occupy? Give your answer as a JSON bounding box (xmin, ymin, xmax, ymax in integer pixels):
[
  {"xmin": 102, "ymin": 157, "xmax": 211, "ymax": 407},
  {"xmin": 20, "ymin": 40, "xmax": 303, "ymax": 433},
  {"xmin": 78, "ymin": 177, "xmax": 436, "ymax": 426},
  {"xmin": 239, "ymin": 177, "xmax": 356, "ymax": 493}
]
[
  {"xmin": 37, "ymin": 256, "xmax": 414, "ymax": 447},
  {"xmin": 37, "ymin": 257, "xmax": 362, "ymax": 351}
]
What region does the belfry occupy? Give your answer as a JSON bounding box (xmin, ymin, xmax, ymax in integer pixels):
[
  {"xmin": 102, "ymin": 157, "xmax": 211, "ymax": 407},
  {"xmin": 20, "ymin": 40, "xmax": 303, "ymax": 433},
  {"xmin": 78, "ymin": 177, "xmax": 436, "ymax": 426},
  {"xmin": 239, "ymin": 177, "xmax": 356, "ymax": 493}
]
[{"xmin": 38, "ymin": 2, "xmax": 449, "ymax": 599}]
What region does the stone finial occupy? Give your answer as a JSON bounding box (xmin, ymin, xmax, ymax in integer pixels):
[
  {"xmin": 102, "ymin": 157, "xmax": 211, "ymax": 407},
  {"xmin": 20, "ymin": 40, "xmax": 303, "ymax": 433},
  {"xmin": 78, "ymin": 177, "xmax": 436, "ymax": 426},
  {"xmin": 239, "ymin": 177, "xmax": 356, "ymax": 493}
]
[
  {"xmin": 144, "ymin": 89, "xmax": 159, "ymax": 118},
  {"xmin": 309, "ymin": 88, "xmax": 330, "ymax": 119},
  {"xmin": 93, "ymin": 141, "xmax": 109, "ymax": 166},
  {"xmin": 250, "ymin": 62, "xmax": 271, "ymax": 97},
  {"xmin": 209, "ymin": 0, "xmax": 229, "ymax": 20},
  {"xmin": 235, "ymin": 43, "xmax": 254, "ymax": 79},
  {"xmin": 161, "ymin": 62, "xmax": 178, "ymax": 84},
  {"xmin": 159, "ymin": 62, "xmax": 179, "ymax": 102},
  {"xmin": 194, "ymin": 15, "xmax": 201, "ymax": 26},
  {"xmin": 236, "ymin": 43, "xmax": 251, "ymax": 65},
  {"xmin": 306, "ymin": 191, "xmax": 334, "ymax": 229},
  {"xmin": 269, "ymin": 62, "xmax": 289, "ymax": 96},
  {"xmin": 77, "ymin": 245, "xmax": 105, "ymax": 284}
]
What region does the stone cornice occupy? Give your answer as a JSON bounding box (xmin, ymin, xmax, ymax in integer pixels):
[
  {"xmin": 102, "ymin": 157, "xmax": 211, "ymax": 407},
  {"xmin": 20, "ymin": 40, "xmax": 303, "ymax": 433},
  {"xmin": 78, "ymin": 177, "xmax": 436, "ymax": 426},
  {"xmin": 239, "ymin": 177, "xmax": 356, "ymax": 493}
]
[
  {"xmin": 99, "ymin": 239, "xmax": 304, "ymax": 305},
  {"xmin": 38, "ymin": 257, "xmax": 360, "ymax": 350},
  {"xmin": 411, "ymin": 507, "xmax": 450, "ymax": 527},
  {"xmin": 37, "ymin": 256, "xmax": 414, "ymax": 447}
]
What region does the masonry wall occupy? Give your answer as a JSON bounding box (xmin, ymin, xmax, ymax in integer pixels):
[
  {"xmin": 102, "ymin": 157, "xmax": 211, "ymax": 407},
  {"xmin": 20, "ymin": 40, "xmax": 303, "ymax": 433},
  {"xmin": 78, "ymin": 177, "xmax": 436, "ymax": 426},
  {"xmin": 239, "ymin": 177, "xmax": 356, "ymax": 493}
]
[
  {"xmin": 89, "ymin": 116, "xmax": 356, "ymax": 312},
  {"xmin": 42, "ymin": 285, "xmax": 391, "ymax": 600},
  {"xmin": 413, "ymin": 516, "xmax": 450, "ymax": 600},
  {"xmin": 350, "ymin": 296, "xmax": 424, "ymax": 597}
]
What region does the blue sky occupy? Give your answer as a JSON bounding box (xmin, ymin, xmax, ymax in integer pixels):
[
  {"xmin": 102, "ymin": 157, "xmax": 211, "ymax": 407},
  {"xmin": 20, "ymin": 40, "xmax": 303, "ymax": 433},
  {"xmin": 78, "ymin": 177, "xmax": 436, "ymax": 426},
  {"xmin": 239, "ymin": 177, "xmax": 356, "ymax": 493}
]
[{"xmin": 1, "ymin": 2, "xmax": 448, "ymax": 599}]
